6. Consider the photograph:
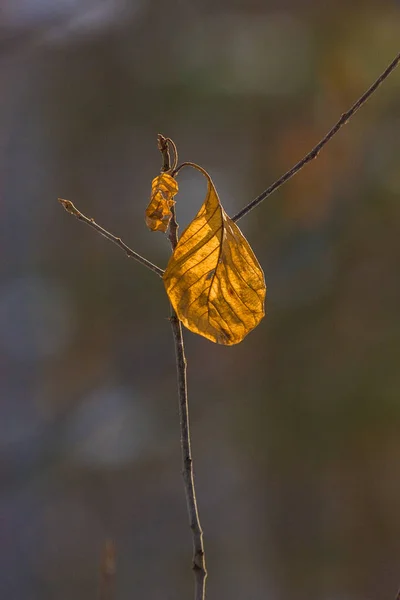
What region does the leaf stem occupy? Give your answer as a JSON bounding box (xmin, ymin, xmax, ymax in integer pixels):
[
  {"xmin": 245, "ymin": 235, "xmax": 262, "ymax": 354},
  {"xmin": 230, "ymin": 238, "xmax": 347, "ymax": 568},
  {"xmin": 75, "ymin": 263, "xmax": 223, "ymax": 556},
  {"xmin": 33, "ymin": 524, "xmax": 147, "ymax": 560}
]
[
  {"xmin": 171, "ymin": 161, "xmax": 210, "ymax": 179},
  {"xmin": 232, "ymin": 50, "xmax": 400, "ymax": 222},
  {"xmin": 161, "ymin": 139, "xmax": 207, "ymax": 600},
  {"xmin": 58, "ymin": 198, "xmax": 164, "ymax": 277}
]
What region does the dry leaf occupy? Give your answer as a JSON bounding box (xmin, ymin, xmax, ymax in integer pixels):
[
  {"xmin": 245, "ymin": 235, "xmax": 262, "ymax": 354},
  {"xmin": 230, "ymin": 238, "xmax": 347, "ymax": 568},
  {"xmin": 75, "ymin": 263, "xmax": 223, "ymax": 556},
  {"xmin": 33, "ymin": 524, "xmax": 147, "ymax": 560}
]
[
  {"xmin": 145, "ymin": 173, "xmax": 178, "ymax": 232},
  {"xmin": 163, "ymin": 169, "xmax": 266, "ymax": 345}
]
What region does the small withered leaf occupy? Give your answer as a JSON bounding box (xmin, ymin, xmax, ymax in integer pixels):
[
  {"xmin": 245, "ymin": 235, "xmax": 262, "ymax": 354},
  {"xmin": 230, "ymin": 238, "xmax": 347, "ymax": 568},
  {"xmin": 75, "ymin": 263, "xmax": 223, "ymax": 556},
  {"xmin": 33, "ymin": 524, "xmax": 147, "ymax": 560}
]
[
  {"xmin": 145, "ymin": 173, "xmax": 178, "ymax": 232},
  {"xmin": 163, "ymin": 168, "xmax": 266, "ymax": 345}
]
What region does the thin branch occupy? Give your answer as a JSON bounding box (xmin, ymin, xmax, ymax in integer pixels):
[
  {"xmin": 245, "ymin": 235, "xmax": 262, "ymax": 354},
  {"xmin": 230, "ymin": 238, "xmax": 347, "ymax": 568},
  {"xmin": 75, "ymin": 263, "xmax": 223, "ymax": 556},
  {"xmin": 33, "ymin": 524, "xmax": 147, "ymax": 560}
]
[
  {"xmin": 160, "ymin": 135, "xmax": 207, "ymax": 600},
  {"xmin": 158, "ymin": 133, "xmax": 179, "ymax": 173},
  {"xmin": 232, "ymin": 50, "xmax": 400, "ymax": 223},
  {"xmin": 169, "ymin": 313, "xmax": 207, "ymax": 600},
  {"xmin": 58, "ymin": 198, "xmax": 164, "ymax": 277},
  {"xmin": 158, "ymin": 133, "xmax": 172, "ymax": 173}
]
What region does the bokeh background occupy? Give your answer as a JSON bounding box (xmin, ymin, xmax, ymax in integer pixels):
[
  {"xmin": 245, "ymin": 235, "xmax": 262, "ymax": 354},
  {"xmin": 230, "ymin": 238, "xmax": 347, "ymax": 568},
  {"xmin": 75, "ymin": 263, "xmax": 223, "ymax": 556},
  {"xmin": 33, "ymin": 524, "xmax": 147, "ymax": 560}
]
[{"xmin": 1, "ymin": 1, "xmax": 400, "ymax": 599}]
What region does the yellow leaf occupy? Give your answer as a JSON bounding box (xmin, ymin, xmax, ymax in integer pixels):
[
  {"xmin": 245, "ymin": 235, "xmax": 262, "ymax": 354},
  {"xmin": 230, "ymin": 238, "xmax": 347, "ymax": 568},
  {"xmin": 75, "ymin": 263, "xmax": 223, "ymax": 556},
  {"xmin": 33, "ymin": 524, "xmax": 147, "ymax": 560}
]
[
  {"xmin": 163, "ymin": 168, "xmax": 266, "ymax": 345},
  {"xmin": 145, "ymin": 173, "xmax": 178, "ymax": 232}
]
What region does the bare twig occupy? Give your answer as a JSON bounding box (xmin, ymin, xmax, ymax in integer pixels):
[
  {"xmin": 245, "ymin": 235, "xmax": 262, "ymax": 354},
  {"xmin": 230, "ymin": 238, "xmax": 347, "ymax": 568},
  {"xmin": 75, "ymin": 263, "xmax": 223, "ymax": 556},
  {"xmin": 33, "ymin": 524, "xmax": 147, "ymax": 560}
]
[
  {"xmin": 57, "ymin": 48, "xmax": 400, "ymax": 600},
  {"xmin": 58, "ymin": 198, "xmax": 164, "ymax": 277},
  {"xmin": 158, "ymin": 133, "xmax": 172, "ymax": 173},
  {"xmin": 158, "ymin": 133, "xmax": 207, "ymax": 600},
  {"xmin": 169, "ymin": 313, "xmax": 207, "ymax": 600},
  {"xmin": 232, "ymin": 50, "xmax": 400, "ymax": 222},
  {"xmin": 98, "ymin": 540, "xmax": 116, "ymax": 600},
  {"xmin": 157, "ymin": 133, "xmax": 179, "ymax": 172}
]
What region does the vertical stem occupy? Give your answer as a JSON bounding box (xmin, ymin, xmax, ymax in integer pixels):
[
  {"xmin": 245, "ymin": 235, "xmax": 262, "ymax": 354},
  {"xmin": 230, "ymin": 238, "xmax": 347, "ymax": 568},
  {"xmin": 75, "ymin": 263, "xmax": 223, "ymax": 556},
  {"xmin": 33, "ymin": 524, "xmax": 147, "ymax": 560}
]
[
  {"xmin": 157, "ymin": 133, "xmax": 172, "ymax": 173},
  {"xmin": 170, "ymin": 313, "xmax": 207, "ymax": 600},
  {"xmin": 158, "ymin": 134, "xmax": 207, "ymax": 599}
]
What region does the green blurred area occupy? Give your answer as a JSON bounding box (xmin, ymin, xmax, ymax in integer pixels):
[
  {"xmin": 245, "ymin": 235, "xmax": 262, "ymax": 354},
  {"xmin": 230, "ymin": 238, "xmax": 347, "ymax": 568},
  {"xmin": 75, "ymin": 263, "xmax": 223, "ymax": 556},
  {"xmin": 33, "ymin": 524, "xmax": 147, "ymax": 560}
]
[{"xmin": 1, "ymin": 1, "xmax": 400, "ymax": 599}]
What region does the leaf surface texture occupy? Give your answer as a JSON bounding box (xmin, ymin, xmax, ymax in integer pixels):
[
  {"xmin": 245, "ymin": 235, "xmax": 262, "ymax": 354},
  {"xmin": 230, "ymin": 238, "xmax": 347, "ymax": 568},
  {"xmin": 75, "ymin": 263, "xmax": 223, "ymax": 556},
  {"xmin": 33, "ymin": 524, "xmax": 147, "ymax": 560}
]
[
  {"xmin": 163, "ymin": 171, "xmax": 266, "ymax": 345},
  {"xmin": 145, "ymin": 173, "xmax": 178, "ymax": 232}
]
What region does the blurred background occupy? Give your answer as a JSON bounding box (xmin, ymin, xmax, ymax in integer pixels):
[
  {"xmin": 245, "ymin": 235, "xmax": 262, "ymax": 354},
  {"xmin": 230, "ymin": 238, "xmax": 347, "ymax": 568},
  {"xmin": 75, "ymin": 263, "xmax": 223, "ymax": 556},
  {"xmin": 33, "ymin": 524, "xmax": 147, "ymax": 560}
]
[{"xmin": 1, "ymin": 1, "xmax": 400, "ymax": 599}]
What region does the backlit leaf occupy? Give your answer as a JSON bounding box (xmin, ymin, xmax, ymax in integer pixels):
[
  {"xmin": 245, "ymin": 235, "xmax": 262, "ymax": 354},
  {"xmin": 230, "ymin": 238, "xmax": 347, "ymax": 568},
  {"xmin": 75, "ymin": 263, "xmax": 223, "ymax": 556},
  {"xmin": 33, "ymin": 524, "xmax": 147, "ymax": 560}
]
[
  {"xmin": 163, "ymin": 169, "xmax": 266, "ymax": 345},
  {"xmin": 145, "ymin": 173, "xmax": 178, "ymax": 232}
]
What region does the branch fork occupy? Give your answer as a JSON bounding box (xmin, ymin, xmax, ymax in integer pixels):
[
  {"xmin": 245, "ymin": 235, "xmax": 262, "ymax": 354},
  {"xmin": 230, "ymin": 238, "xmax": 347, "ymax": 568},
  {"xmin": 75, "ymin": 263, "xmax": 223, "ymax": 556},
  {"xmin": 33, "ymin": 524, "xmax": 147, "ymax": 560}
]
[{"xmin": 58, "ymin": 51, "xmax": 400, "ymax": 600}]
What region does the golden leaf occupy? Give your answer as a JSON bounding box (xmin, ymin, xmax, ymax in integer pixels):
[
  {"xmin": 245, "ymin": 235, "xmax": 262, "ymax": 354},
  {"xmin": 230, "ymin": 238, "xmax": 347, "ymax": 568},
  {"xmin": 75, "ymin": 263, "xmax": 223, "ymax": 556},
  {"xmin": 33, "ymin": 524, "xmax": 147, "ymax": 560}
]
[
  {"xmin": 163, "ymin": 168, "xmax": 266, "ymax": 345},
  {"xmin": 145, "ymin": 173, "xmax": 178, "ymax": 232}
]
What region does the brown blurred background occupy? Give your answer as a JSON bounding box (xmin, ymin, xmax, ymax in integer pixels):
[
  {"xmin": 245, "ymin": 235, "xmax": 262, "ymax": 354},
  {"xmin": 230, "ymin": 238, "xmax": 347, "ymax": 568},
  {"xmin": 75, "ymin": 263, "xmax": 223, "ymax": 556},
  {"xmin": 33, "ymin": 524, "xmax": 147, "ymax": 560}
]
[{"xmin": 1, "ymin": 1, "xmax": 400, "ymax": 599}]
